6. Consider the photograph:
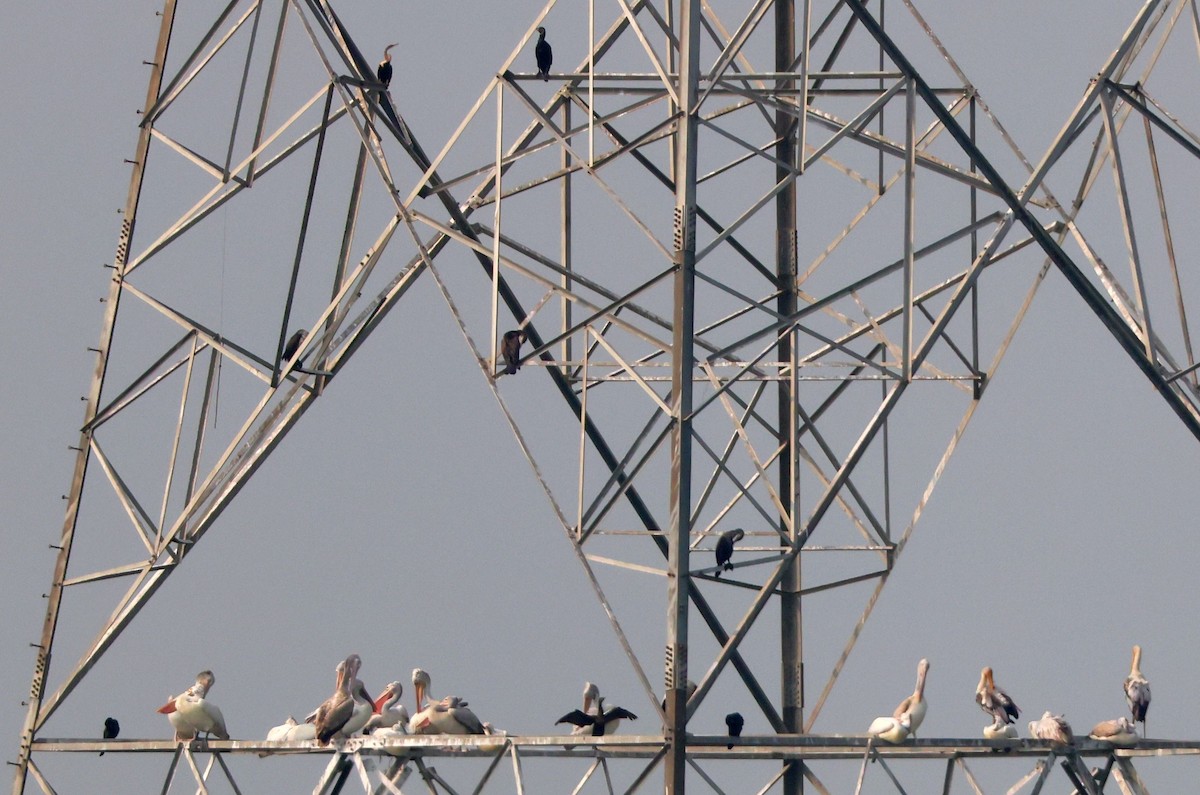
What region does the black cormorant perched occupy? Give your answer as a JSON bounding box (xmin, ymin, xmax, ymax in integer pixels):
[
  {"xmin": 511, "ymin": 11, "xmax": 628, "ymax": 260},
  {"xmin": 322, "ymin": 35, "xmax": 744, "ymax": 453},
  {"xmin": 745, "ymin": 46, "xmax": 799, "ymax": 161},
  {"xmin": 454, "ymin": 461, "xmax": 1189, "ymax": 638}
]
[
  {"xmin": 556, "ymin": 697, "xmax": 637, "ymax": 736},
  {"xmin": 283, "ymin": 328, "xmax": 307, "ymax": 367},
  {"xmin": 377, "ymin": 43, "xmax": 398, "ymax": 88},
  {"xmin": 501, "ymin": 329, "xmax": 525, "ymax": 375},
  {"xmin": 714, "ymin": 528, "xmax": 744, "ymax": 576},
  {"xmin": 725, "ymin": 712, "xmax": 744, "ymax": 749},
  {"xmin": 535, "ymin": 27, "xmax": 552, "ymax": 81},
  {"xmin": 100, "ymin": 716, "xmax": 120, "ymax": 756}
]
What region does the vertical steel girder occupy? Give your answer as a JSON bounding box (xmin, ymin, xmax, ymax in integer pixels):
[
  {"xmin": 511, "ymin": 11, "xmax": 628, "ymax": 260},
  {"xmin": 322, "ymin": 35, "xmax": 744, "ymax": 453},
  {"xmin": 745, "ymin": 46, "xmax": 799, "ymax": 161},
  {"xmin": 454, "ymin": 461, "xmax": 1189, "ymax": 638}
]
[{"xmin": 665, "ymin": 0, "xmax": 703, "ymax": 788}]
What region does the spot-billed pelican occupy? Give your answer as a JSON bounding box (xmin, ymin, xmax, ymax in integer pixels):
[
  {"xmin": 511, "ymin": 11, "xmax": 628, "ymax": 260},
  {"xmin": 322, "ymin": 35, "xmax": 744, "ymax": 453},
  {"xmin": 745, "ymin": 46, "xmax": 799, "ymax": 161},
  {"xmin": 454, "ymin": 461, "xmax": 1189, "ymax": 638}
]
[
  {"xmin": 1124, "ymin": 645, "xmax": 1151, "ymax": 732},
  {"xmin": 1089, "ymin": 717, "xmax": 1138, "ymax": 747},
  {"xmin": 975, "ymin": 667, "xmax": 1019, "ymax": 726},
  {"xmin": 893, "ymin": 659, "xmax": 929, "ymax": 736},
  {"xmin": 867, "ymin": 712, "xmax": 911, "ymax": 744},
  {"xmin": 157, "ymin": 670, "xmax": 229, "ymax": 742},
  {"xmin": 1028, "ymin": 711, "xmax": 1073, "ymax": 747}
]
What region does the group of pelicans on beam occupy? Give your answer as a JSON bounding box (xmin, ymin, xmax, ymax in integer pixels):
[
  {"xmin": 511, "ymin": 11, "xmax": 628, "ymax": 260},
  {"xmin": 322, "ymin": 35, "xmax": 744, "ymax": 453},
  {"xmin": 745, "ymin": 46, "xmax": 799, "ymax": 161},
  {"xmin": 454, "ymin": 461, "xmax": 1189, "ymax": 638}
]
[
  {"xmin": 867, "ymin": 646, "xmax": 1151, "ymax": 747},
  {"xmin": 156, "ymin": 656, "xmax": 646, "ymax": 747},
  {"xmin": 155, "ymin": 646, "xmax": 1150, "ymax": 749}
]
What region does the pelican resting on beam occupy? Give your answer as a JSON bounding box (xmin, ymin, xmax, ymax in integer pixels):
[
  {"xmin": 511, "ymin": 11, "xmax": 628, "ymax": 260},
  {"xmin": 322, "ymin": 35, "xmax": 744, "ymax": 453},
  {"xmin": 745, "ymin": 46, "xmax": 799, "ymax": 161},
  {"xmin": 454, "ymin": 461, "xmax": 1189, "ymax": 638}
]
[
  {"xmin": 892, "ymin": 658, "xmax": 929, "ymax": 736},
  {"xmin": 157, "ymin": 670, "xmax": 229, "ymax": 742}
]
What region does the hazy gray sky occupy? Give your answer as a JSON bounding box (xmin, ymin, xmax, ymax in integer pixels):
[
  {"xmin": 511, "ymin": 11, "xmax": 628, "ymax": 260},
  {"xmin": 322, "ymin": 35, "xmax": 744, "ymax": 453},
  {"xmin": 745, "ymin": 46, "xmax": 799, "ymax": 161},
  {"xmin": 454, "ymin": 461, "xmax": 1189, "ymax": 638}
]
[{"xmin": 4, "ymin": 1, "xmax": 1200, "ymax": 792}]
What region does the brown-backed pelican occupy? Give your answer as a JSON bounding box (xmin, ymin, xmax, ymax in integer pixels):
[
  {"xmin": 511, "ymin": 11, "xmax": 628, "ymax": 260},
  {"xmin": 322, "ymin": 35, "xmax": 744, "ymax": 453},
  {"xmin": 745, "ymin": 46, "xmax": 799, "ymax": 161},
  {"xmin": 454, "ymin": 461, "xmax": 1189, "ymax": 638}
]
[
  {"xmin": 975, "ymin": 667, "xmax": 1019, "ymax": 726},
  {"xmin": 1124, "ymin": 645, "xmax": 1151, "ymax": 732},
  {"xmin": 313, "ymin": 657, "xmax": 356, "ymax": 745}
]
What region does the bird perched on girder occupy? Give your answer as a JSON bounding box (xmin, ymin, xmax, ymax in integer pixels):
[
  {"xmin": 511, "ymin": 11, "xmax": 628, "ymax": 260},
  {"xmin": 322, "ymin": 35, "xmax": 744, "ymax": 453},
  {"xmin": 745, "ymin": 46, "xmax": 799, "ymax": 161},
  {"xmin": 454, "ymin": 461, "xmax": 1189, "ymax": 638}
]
[
  {"xmin": 1124, "ymin": 644, "xmax": 1151, "ymax": 734},
  {"xmin": 99, "ymin": 717, "xmax": 120, "ymax": 756},
  {"xmin": 501, "ymin": 330, "xmax": 525, "ymax": 375},
  {"xmin": 714, "ymin": 528, "xmax": 744, "ymax": 576},
  {"xmin": 1028, "ymin": 711, "xmax": 1073, "ymax": 747},
  {"xmin": 892, "ymin": 658, "xmax": 929, "ymax": 737},
  {"xmin": 535, "ymin": 27, "xmax": 552, "ymax": 81},
  {"xmin": 282, "ymin": 328, "xmax": 307, "ymax": 368},
  {"xmin": 1089, "ymin": 717, "xmax": 1138, "ymax": 747},
  {"xmin": 725, "ymin": 712, "xmax": 744, "ymax": 749},
  {"xmin": 975, "ymin": 666, "xmax": 1019, "ymax": 727},
  {"xmin": 377, "ymin": 44, "xmax": 398, "ymax": 88},
  {"xmin": 557, "ymin": 697, "xmax": 637, "ymax": 736}
]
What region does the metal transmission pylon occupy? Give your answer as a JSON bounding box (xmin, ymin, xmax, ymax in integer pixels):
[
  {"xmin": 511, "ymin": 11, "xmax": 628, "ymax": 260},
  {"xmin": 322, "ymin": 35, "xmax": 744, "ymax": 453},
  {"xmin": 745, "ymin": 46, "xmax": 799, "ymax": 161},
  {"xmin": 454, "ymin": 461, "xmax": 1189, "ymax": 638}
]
[{"xmin": 15, "ymin": 0, "xmax": 1200, "ymax": 793}]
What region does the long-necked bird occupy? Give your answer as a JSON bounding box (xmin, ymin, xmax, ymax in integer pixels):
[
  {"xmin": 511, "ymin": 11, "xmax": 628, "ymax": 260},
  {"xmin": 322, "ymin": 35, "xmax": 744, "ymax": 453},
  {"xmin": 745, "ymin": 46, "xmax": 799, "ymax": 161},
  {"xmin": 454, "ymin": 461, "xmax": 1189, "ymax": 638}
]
[
  {"xmin": 557, "ymin": 697, "xmax": 637, "ymax": 736},
  {"xmin": 893, "ymin": 658, "xmax": 929, "ymax": 736},
  {"xmin": 157, "ymin": 670, "xmax": 229, "ymax": 742},
  {"xmin": 725, "ymin": 712, "xmax": 744, "ymax": 749},
  {"xmin": 501, "ymin": 330, "xmax": 525, "ymax": 375},
  {"xmin": 1028, "ymin": 711, "xmax": 1073, "ymax": 747},
  {"xmin": 408, "ymin": 668, "xmax": 485, "ymax": 735},
  {"xmin": 377, "ymin": 44, "xmax": 397, "ymax": 88},
  {"xmin": 714, "ymin": 528, "xmax": 744, "ymax": 576},
  {"xmin": 313, "ymin": 656, "xmax": 357, "ymax": 745},
  {"xmin": 364, "ymin": 681, "xmax": 406, "ymax": 734},
  {"xmin": 99, "ymin": 717, "xmax": 119, "ymax": 756},
  {"xmin": 563, "ymin": 682, "xmax": 600, "ymax": 738},
  {"xmin": 1124, "ymin": 644, "xmax": 1151, "ymax": 733},
  {"xmin": 975, "ymin": 666, "xmax": 1019, "ymax": 726},
  {"xmin": 535, "ymin": 27, "xmax": 552, "ymax": 81}
]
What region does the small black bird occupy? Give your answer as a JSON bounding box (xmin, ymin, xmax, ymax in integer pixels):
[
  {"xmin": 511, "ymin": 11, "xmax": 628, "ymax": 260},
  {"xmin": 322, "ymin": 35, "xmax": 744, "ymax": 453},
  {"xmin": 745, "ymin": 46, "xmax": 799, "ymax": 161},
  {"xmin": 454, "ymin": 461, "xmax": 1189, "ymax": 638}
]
[
  {"xmin": 725, "ymin": 712, "xmax": 744, "ymax": 749},
  {"xmin": 100, "ymin": 716, "xmax": 120, "ymax": 756},
  {"xmin": 535, "ymin": 27, "xmax": 552, "ymax": 81},
  {"xmin": 501, "ymin": 330, "xmax": 525, "ymax": 375},
  {"xmin": 377, "ymin": 44, "xmax": 397, "ymax": 88},
  {"xmin": 282, "ymin": 328, "xmax": 307, "ymax": 367},
  {"xmin": 557, "ymin": 697, "xmax": 637, "ymax": 736},
  {"xmin": 714, "ymin": 528, "xmax": 745, "ymax": 576}
]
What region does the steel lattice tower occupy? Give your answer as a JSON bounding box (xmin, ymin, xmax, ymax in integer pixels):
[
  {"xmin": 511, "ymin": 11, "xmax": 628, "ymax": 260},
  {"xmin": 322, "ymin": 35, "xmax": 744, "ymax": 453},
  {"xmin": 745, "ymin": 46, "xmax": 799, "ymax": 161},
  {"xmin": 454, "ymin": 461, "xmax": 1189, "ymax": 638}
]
[{"xmin": 14, "ymin": 0, "xmax": 1200, "ymax": 792}]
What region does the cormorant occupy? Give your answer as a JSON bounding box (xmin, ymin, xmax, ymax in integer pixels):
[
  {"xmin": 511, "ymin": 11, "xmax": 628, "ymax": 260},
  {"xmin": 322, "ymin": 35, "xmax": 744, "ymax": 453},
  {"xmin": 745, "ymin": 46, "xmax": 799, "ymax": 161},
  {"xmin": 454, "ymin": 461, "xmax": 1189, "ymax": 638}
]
[
  {"xmin": 556, "ymin": 697, "xmax": 637, "ymax": 736},
  {"xmin": 501, "ymin": 329, "xmax": 525, "ymax": 375},
  {"xmin": 724, "ymin": 712, "xmax": 743, "ymax": 749},
  {"xmin": 714, "ymin": 528, "xmax": 744, "ymax": 576},
  {"xmin": 100, "ymin": 717, "xmax": 119, "ymax": 756},
  {"xmin": 535, "ymin": 27, "xmax": 552, "ymax": 81},
  {"xmin": 377, "ymin": 43, "xmax": 398, "ymax": 88},
  {"xmin": 282, "ymin": 328, "xmax": 307, "ymax": 367}
]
